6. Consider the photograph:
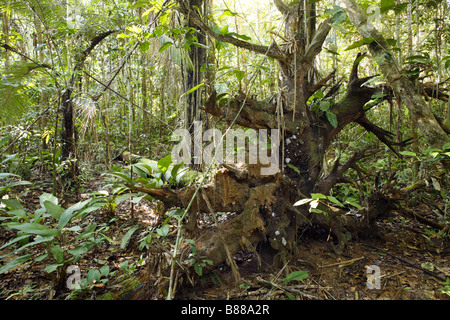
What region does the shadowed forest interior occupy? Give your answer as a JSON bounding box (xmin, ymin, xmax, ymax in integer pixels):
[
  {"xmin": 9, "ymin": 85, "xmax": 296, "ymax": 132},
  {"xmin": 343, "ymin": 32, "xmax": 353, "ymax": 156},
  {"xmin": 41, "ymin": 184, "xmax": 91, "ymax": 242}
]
[{"xmin": 0, "ymin": 0, "xmax": 449, "ymax": 300}]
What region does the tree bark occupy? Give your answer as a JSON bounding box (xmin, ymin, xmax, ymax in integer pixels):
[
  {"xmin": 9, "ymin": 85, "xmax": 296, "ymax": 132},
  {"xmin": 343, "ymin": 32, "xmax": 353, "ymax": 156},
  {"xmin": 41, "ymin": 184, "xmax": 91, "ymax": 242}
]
[
  {"xmin": 160, "ymin": 0, "xmax": 405, "ymax": 283},
  {"xmin": 341, "ymin": 0, "xmax": 450, "ymax": 171}
]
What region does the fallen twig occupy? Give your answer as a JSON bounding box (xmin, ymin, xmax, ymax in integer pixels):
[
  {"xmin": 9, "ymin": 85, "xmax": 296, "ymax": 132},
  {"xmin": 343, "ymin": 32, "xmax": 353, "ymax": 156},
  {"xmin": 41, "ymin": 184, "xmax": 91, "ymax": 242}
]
[{"xmin": 366, "ymin": 245, "xmax": 446, "ymax": 282}]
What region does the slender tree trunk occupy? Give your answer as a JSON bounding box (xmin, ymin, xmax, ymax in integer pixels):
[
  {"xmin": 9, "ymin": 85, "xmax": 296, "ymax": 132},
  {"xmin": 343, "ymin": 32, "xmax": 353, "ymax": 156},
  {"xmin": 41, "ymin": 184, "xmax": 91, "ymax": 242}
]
[{"xmin": 2, "ymin": 0, "xmax": 11, "ymax": 70}]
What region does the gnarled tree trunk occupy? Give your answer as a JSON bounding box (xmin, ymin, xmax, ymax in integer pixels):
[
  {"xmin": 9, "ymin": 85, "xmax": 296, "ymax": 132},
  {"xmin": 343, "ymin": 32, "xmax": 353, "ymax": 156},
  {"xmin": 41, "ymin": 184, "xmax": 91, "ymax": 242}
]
[{"xmin": 152, "ymin": 0, "xmax": 413, "ymax": 277}]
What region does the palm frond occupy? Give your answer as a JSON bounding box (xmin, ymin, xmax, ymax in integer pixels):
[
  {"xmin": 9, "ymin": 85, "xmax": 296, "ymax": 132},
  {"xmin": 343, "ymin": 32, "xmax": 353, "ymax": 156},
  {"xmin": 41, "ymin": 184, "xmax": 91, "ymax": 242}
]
[
  {"xmin": 0, "ymin": 61, "xmax": 48, "ymax": 124},
  {"xmin": 156, "ymin": 34, "xmax": 194, "ymax": 70}
]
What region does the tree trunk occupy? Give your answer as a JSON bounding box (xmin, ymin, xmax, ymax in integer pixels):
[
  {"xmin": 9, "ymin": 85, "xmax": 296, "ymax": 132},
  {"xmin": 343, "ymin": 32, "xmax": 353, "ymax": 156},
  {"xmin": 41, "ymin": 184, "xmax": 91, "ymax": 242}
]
[
  {"xmin": 341, "ymin": 0, "xmax": 450, "ymax": 171},
  {"xmin": 160, "ymin": 0, "xmax": 407, "ymax": 284}
]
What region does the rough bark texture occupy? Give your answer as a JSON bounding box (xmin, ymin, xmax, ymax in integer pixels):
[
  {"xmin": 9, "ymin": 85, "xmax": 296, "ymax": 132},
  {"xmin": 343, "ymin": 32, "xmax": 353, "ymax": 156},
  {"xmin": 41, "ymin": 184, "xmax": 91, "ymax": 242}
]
[
  {"xmin": 341, "ymin": 0, "xmax": 450, "ymax": 171},
  {"xmin": 148, "ymin": 0, "xmax": 416, "ymax": 279}
]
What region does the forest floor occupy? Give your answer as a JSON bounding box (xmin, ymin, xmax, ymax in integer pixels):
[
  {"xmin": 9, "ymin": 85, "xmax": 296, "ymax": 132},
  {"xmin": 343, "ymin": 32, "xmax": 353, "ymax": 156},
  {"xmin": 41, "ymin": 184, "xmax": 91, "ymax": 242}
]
[{"xmin": 0, "ymin": 169, "xmax": 449, "ymax": 301}]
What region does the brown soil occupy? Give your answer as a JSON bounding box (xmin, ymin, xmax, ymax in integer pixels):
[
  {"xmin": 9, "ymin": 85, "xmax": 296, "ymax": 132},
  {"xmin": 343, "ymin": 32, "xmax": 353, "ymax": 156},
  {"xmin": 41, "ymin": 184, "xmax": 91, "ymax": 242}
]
[{"xmin": 0, "ymin": 173, "xmax": 449, "ymax": 300}]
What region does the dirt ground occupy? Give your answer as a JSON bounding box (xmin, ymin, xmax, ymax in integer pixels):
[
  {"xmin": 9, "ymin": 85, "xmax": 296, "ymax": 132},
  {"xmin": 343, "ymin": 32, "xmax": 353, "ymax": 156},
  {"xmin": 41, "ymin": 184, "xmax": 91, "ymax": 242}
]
[{"xmin": 0, "ymin": 173, "xmax": 449, "ymax": 301}]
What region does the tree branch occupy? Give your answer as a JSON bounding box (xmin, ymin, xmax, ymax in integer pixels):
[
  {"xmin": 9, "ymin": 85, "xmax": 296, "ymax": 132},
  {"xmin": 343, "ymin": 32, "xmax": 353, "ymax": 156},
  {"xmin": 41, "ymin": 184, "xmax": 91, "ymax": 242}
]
[
  {"xmin": 314, "ymin": 147, "xmax": 381, "ymax": 194},
  {"xmin": 204, "ymin": 90, "xmax": 278, "ymax": 130},
  {"xmin": 341, "ymin": 0, "xmax": 450, "ymax": 171},
  {"xmin": 176, "ymin": 1, "xmax": 287, "ymax": 61},
  {"xmin": 304, "ymin": 18, "xmax": 332, "ymax": 62},
  {"xmin": 273, "ymin": 0, "xmax": 291, "ymax": 15}
]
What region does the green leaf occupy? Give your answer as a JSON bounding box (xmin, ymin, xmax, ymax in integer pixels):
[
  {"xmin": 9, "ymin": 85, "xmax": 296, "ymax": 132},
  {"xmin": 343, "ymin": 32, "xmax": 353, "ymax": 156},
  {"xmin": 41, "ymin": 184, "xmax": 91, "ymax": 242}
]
[
  {"xmin": 345, "ymin": 37, "xmax": 375, "ymax": 51},
  {"xmin": 319, "ymin": 101, "xmax": 330, "ymax": 112},
  {"xmin": 399, "ymin": 150, "xmax": 417, "ymax": 157},
  {"xmin": 156, "ymin": 224, "xmax": 170, "ymax": 237},
  {"xmin": 311, "ymin": 193, "xmax": 327, "ymax": 200},
  {"xmin": 326, "ymin": 111, "xmax": 338, "ymax": 128},
  {"xmin": 219, "ymin": 9, "xmax": 238, "ymax": 19},
  {"xmin": 45, "ymin": 264, "xmax": 63, "ymax": 274},
  {"xmin": 0, "ymin": 234, "xmax": 31, "ymax": 251},
  {"xmin": 180, "ymin": 83, "xmax": 205, "ymax": 99},
  {"xmin": 442, "ymin": 142, "xmax": 450, "ymax": 150},
  {"xmin": 380, "ymin": 0, "xmax": 395, "ymax": 13},
  {"xmin": 44, "ymin": 201, "xmax": 65, "ymax": 220},
  {"xmin": 100, "ymin": 265, "xmax": 110, "ymax": 277},
  {"xmin": 287, "ymin": 164, "xmax": 301, "ymax": 175},
  {"xmin": 283, "ymin": 270, "xmax": 309, "ymax": 284},
  {"xmin": 0, "ymin": 254, "xmax": 33, "ymax": 274},
  {"xmin": 88, "ymin": 269, "xmax": 101, "ymax": 284},
  {"xmin": 139, "ymin": 41, "xmax": 150, "ymax": 52},
  {"xmin": 405, "ymin": 54, "xmax": 430, "ymax": 64},
  {"xmin": 194, "ymin": 263, "xmax": 203, "ymax": 276},
  {"xmin": 157, "ymin": 155, "xmax": 173, "ymax": 174},
  {"xmin": 0, "ymin": 173, "xmax": 20, "ymax": 179},
  {"xmin": 50, "ymin": 245, "xmax": 64, "ymax": 264},
  {"xmin": 159, "ymin": 41, "xmax": 173, "ymax": 52},
  {"xmin": 120, "ymin": 225, "xmax": 141, "ymax": 249},
  {"xmin": 39, "ymin": 192, "xmax": 58, "ymax": 208},
  {"xmin": 68, "ymin": 244, "xmax": 89, "ymax": 259},
  {"xmin": 327, "ymin": 196, "xmax": 344, "ymax": 207},
  {"xmin": 1, "ymin": 199, "xmax": 24, "ymax": 211},
  {"xmin": 331, "ymin": 10, "xmax": 346, "ymax": 24},
  {"xmin": 9, "ymin": 223, "xmax": 59, "ymax": 237},
  {"xmin": 234, "ymin": 70, "xmax": 245, "ymax": 81}
]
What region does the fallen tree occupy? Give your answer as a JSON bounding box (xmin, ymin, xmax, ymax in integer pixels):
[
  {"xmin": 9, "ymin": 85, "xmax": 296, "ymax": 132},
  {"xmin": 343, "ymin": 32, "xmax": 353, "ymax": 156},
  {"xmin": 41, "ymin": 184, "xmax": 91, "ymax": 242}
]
[{"xmin": 113, "ymin": 0, "xmax": 448, "ymax": 297}]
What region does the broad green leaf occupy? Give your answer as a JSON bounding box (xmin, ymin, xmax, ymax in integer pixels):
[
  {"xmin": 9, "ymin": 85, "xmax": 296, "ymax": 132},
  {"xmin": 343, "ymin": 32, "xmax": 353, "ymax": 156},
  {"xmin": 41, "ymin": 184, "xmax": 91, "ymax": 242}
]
[
  {"xmin": 1, "ymin": 199, "xmax": 24, "ymax": 211},
  {"xmin": 159, "ymin": 41, "xmax": 173, "ymax": 52},
  {"xmin": 3, "ymin": 236, "xmax": 54, "ymax": 257},
  {"xmin": 311, "ymin": 193, "xmax": 327, "ymax": 200},
  {"xmin": 44, "ymin": 201, "xmax": 65, "ymax": 220},
  {"xmin": 0, "ymin": 234, "xmax": 31, "ymax": 251},
  {"xmin": 380, "ymin": 0, "xmax": 395, "ymax": 12},
  {"xmin": 60, "ymin": 199, "xmax": 91, "ymax": 221},
  {"xmin": 283, "ymin": 270, "xmax": 309, "ymax": 284},
  {"xmin": 331, "ymin": 10, "xmax": 346, "ymax": 24},
  {"xmin": 139, "ymin": 41, "xmax": 150, "ymax": 52},
  {"xmin": 157, "ymin": 155, "xmax": 172, "ymax": 174},
  {"xmin": 114, "ymin": 193, "xmax": 140, "ymax": 205},
  {"xmin": 68, "ymin": 244, "xmax": 89, "ymax": 259},
  {"xmin": 0, "ymin": 254, "xmax": 33, "ymax": 274},
  {"xmin": 345, "ymin": 37, "xmax": 375, "ymax": 51},
  {"xmin": 9, "ymin": 223, "xmax": 59, "ymax": 237},
  {"xmin": 234, "ymin": 70, "xmax": 245, "ymax": 81},
  {"xmin": 45, "ymin": 264, "xmax": 63, "ymax": 274},
  {"xmin": 50, "ymin": 245, "xmax": 64, "ymax": 264},
  {"xmin": 219, "ymin": 9, "xmax": 238, "ymax": 19},
  {"xmin": 399, "ymin": 150, "xmax": 417, "ymax": 157},
  {"xmin": 39, "ymin": 192, "xmax": 58, "ymax": 208},
  {"xmin": 327, "ymin": 196, "xmax": 344, "ymax": 207},
  {"xmin": 326, "ymin": 111, "xmax": 338, "ymax": 128},
  {"xmin": 156, "ymin": 224, "xmax": 170, "ymax": 237},
  {"xmin": 194, "ymin": 263, "xmax": 203, "ymax": 276},
  {"xmin": 88, "ymin": 269, "xmax": 101, "ymax": 283},
  {"xmin": 120, "ymin": 225, "xmax": 141, "ymax": 249},
  {"xmin": 107, "ymin": 172, "xmax": 133, "ymax": 183},
  {"xmin": 229, "ymin": 32, "xmax": 252, "ymax": 41},
  {"xmin": 100, "ymin": 265, "xmax": 110, "ymax": 277},
  {"xmin": 0, "ymin": 173, "xmax": 20, "ymax": 179},
  {"xmin": 319, "ymin": 101, "xmax": 330, "ymax": 112},
  {"xmin": 126, "ymin": 25, "xmax": 142, "ymax": 34},
  {"xmin": 405, "ymin": 54, "xmax": 430, "ymax": 64}
]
